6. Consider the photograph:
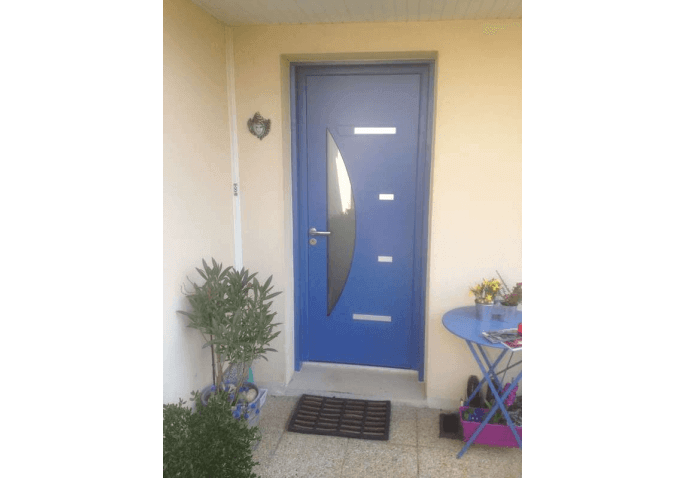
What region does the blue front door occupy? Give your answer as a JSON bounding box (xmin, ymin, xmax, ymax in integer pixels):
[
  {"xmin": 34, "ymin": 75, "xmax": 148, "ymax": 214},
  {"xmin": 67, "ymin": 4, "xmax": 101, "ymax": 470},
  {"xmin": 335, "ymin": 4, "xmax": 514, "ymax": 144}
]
[{"xmin": 294, "ymin": 63, "xmax": 432, "ymax": 374}]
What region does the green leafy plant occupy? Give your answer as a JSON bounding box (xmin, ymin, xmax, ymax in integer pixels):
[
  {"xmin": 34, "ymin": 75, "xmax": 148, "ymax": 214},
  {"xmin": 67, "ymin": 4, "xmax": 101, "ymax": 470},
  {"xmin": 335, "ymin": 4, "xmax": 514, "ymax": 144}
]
[
  {"xmin": 482, "ymin": 401, "xmax": 506, "ymax": 425},
  {"xmin": 178, "ymin": 258, "xmax": 282, "ymax": 405},
  {"xmin": 469, "ymin": 278, "xmax": 501, "ymax": 304},
  {"xmin": 462, "ymin": 384, "xmax": 520, "ymax": 426},
  {"xmin": 462, "ymin": 404, "xmax": 508, "ymax": 425},
  {"xmin": 500, "ymin": 282, "xmax": 522, "ymax": 306},
  {"xmin": 163, "ymin": 391, "xmax": 261, "ymax": 478}
]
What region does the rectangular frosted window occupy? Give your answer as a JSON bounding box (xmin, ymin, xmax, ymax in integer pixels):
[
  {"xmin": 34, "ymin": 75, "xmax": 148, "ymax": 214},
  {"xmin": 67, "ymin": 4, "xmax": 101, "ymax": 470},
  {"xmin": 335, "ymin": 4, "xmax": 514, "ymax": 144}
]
[
  {"xmin": 352, "ymin": 314, "xmax": 392, "ymax": 322},
  {"xmin": 354, "ymin": 127, "xmax": 397, "ymax": 135},
  {"xmin": 379, "ymin": 194, "xmax": 394, "ymax": 200}
]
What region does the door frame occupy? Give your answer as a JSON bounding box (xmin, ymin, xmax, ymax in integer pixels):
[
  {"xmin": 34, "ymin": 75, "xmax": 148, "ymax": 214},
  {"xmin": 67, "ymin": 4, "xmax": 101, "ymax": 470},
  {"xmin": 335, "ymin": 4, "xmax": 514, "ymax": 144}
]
[{"xmin": 290, "ymin": 61, "xmax": 435, "ymax": 381}]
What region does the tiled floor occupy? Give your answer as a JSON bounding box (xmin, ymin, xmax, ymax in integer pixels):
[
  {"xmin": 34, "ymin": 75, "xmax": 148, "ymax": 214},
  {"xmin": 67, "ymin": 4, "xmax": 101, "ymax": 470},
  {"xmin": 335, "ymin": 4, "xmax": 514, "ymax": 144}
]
[{"xmin": 251, "ymin": 395, "xmax": 522, "ymax": 478}]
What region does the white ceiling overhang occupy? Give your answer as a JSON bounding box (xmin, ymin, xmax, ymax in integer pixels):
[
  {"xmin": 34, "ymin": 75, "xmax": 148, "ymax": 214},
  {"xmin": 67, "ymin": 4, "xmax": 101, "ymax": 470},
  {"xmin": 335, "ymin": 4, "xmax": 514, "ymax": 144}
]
[{"xmin": 191, "ymin": 0, "xmax": 522, "ymax": 27}]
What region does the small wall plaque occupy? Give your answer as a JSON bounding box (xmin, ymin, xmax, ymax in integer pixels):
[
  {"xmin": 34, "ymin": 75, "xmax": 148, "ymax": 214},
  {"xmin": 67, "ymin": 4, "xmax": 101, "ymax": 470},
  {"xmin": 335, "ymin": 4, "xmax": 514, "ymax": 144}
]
[{"xmin": 248, "ymin": 112, "xmax": 271, "ymax": 140}]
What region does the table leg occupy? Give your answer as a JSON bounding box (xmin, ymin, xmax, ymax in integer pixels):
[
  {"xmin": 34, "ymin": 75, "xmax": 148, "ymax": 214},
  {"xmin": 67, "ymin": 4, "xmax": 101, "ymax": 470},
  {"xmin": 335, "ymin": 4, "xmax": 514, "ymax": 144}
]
[
  {"xmin": 456, "ymin": 340, "xmax": 522, "ymax": 459},
  {"xmin": 457, "ymin": 377, "xmax": 522, "ymax": 458},
  {"xmin": 465, "ymin": 349, "xmax": 521, "ymax": 406},
  {"xmin": 476, "ymin": 344, "xmax": 509, "ymax": 393},
  {"xmin": 464, "ymin": 348, "xmax": 507, "ymax": 406},
  {"xmin": 472, "ymin": 342, "xmax": 522, "ymax": 445}
]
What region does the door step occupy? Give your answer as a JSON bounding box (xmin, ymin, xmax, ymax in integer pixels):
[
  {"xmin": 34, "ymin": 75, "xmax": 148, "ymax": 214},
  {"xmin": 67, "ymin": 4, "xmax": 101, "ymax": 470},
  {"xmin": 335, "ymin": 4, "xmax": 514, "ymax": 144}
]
[{"xmin": 283, "ymin": 362, "xmax": 426, "ymax": 407}]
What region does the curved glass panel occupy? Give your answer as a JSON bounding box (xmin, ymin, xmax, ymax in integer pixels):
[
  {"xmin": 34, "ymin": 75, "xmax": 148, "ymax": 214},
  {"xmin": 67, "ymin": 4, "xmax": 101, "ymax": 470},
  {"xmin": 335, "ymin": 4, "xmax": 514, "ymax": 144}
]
[{"xmin": 326, "ymin": 129, "xmax": 356, "ymax": 316}]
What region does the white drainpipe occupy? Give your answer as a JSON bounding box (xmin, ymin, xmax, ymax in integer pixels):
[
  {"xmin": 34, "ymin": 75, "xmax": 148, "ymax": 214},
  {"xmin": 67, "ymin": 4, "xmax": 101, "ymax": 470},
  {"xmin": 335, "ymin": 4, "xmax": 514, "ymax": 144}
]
[{"xmin": 225, "ymin": 27, "xmax": 242, "ymax": 269}]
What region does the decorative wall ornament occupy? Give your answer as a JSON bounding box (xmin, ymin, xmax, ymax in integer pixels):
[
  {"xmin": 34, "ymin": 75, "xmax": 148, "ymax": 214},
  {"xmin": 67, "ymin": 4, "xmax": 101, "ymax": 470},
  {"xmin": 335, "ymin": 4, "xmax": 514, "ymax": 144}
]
[{"xmin": 248, "ymin": 112, "xmax": 271, "ymax": 140}]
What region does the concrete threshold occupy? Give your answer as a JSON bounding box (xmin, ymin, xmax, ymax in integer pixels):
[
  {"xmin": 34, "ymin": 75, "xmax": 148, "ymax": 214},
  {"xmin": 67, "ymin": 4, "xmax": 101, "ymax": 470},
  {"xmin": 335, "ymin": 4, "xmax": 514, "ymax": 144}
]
[{"xmin": 278, "ymin": 361, "xmax": 427, "ymax": 408}]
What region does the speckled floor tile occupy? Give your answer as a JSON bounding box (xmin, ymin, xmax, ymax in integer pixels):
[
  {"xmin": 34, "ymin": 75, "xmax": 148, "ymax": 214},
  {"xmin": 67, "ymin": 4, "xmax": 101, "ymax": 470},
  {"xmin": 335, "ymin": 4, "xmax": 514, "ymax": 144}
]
[
  {"xmin": 251, "ymin": 399, "xmax": 519, "ymax": 478},
  {"xmin": 340, "ymin": 440, "xmax": 418, "ymax": 478},
  {"xmin": 388, "ymin": 405, "xmax": 418, "ymax": 446},
  {"xmin": 259, "ymin": 431, "xmax": 349, "ymax": 478},
  {"xmin": 418, "ymin": 443, "xmax": 522, "ymax": 478},
  {"xmin": 253, "ymin": 454, "xmax": 271, "ymax": 478},
  {"xmin": 459, "ymin": 444, "xmax": 522, "ymax": 478},
  {"xmin": 251, "ymin": 425, "xmax": 285, "ymax": 474},
  {"xmin": 417, "ymin": 408, "xmax": 462, "ymax": 450},
  {"xmin": 258, "ymin": 395, "xmax": 299, "ymax": 432},
  {"xmin": 418, "ymin": 446, "xmax": 467, "ymax": 478}
]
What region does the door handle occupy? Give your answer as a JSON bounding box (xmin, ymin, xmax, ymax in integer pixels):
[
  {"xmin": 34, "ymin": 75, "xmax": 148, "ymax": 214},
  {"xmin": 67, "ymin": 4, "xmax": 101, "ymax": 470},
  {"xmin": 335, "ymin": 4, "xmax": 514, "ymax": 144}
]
[{"xmin": 309, "ymin": 227, "xmax": 331, "ymax": 236}]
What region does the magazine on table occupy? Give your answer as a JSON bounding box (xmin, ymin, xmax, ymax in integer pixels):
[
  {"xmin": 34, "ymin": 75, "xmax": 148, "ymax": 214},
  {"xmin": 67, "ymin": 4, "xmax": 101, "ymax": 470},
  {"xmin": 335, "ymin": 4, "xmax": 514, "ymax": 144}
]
[
  {"xmin": 501, "ymin": 337, "xmax": 522, "ymax": 351},
  {"xmin": 482, "ymin": 328, "xmax": 522, "ymax": 351}
]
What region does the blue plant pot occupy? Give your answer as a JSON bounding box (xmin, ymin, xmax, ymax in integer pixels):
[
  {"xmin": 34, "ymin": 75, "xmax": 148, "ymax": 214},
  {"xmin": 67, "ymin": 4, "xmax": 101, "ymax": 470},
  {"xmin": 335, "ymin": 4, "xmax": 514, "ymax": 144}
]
[{"xmin": 199, "ymin": 382, "xmax": 266, "ymax": 451}]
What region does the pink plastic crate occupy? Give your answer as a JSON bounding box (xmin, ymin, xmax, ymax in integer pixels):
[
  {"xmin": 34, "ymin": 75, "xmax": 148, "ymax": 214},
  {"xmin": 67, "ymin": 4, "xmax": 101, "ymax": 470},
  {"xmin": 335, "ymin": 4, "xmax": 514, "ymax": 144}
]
[{"xmin": 458, "ymin": 406, "xmax": 522, "ymax": 448}]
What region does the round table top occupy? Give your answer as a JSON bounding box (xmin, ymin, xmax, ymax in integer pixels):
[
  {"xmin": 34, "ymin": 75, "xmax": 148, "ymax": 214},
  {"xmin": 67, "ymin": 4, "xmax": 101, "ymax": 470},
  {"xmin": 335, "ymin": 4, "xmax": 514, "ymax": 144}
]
[{"xmin": 442, "ymin": 306, "xmax": 522, "ymax": 349}]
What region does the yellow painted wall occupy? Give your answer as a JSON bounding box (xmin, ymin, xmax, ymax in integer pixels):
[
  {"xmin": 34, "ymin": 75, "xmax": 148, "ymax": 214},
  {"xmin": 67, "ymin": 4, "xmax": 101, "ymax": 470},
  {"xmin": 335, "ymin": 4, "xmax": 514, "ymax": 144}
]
[
  {"xmin": 230, "ymin": 20, "xmax": 521, "ymax": 406},
  {"xmin": 163, "ymin": 0, "xmax": 235, "ymax": 404}
]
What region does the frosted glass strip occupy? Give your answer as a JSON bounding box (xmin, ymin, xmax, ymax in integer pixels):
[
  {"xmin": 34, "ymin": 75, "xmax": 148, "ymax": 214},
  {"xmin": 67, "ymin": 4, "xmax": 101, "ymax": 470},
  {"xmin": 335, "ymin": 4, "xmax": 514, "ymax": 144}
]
[
  {"xmin": 379, "ymin": 194, "xmax": 394, "ymax": 200},
  {"xmin": 354, "ymin": 127, "xmax": 396, "ymax": 135},
  {"xmin": 378, "ymin": 256, "xmax": 393, "ymax": 262},
  {"xmin": 326, "ymin": 129, "xmax": 355, "ymax": 316},
  {"xmin": 352, "ymin": 314, "xmax": 392, "ymax": 323}
]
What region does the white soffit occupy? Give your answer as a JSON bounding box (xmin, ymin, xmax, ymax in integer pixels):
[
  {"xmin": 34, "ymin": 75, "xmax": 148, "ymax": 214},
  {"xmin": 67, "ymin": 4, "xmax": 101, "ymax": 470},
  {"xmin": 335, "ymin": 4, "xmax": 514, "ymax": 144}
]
[{"xmin": 191, "ymin": 0, "xmax": 523, "ymax": 27}]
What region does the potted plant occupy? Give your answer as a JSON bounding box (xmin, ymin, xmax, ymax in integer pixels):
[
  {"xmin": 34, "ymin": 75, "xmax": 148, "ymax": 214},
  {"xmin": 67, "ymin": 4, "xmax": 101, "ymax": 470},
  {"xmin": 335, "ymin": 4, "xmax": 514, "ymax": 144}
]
[
  {"xmin": 178, "ymin": 258, "xmax": 281, "ymax": 417},
  {"xmin": 458, "ymin": 383, "xmax": 521, "ymax": 448},
  {"xmin": 499, "ymin": 282, "xmax": 522, "ymax": 320},
  {"xmin": 470, "ymin": 278, "xmax": 501, "ymax": 320},
  {"xmin": 163, "ymin": 391, "xmax": 261, "ymax": 477}
]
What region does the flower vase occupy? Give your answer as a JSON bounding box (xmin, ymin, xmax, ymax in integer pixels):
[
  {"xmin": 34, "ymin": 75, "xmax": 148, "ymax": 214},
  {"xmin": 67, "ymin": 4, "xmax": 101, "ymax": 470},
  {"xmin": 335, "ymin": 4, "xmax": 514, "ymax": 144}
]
[{"xmin": 475, "ymin": 302, "xmax": 494, "ymax": 320}]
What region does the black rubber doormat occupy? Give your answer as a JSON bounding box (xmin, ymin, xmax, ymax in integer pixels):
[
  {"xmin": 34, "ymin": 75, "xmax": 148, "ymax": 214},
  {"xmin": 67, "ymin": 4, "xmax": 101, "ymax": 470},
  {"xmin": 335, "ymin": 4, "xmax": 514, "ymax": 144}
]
[{"xmin": 287, "ymin": 394, "xmax": 391, "ymax": 440}]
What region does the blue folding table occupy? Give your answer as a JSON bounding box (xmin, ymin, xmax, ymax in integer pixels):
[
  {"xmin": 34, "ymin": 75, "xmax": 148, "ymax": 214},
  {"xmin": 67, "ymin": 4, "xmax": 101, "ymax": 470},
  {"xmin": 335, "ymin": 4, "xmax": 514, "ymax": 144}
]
[{"xmin": 442, "ymin": 306, "xmax": 522, "ymax": 458}]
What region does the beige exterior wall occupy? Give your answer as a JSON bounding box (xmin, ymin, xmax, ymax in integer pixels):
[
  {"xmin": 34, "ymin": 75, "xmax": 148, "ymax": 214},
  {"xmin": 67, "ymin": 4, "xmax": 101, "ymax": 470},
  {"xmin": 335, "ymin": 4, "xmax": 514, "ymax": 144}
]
[
  {"xmin": 162, "ymin": 0, "xmax": 521, "ymax": 406},
  {"xmin": 163, "ymin": 0, "xmax": 235, "ymax": 404},
  {"xmin": 230, "ymin": 20, "xmax": 521, "ymax": 406}
]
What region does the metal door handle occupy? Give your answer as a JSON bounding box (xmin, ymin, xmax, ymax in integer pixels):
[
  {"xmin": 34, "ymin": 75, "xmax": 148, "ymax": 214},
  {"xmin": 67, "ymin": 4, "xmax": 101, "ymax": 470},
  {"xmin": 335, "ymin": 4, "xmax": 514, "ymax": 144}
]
[{"xmin": 309, "ymin": 227, "xmax": 331, "ymax": 236}]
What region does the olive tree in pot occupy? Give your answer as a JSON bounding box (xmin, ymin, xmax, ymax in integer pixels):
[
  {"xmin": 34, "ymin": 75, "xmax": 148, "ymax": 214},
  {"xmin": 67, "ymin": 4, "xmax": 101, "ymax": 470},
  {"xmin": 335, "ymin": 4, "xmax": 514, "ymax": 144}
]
[{"xmin": 178, "ymin": 258, "xmax": 281, "ymax": 410}]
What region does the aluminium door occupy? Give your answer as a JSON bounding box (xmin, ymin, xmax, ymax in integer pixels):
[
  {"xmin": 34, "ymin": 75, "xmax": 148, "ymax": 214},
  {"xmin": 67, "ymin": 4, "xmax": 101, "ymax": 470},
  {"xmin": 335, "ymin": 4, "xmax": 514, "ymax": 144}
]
[{"xmin": 295, "ymin": 63, "xmax": 432, "ymax": 373}]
